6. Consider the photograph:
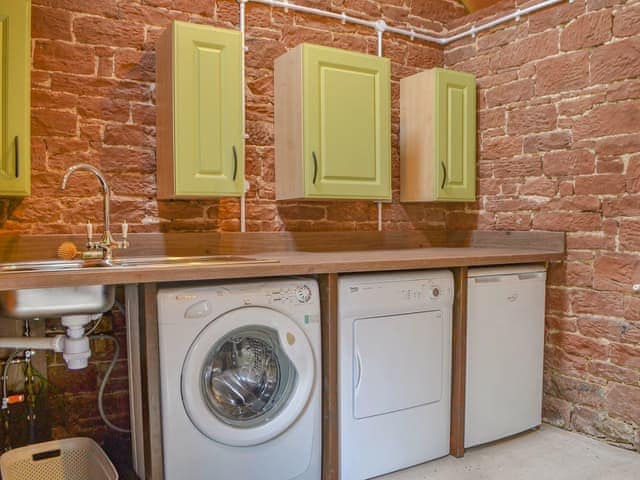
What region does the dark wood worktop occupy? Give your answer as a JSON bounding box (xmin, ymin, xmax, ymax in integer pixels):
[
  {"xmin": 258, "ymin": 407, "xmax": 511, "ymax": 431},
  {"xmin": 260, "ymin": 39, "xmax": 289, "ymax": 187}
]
[
  {"xmin": 0, "ymin": 246, "xmax": 562, "ymax": 290},
  {"xmin": 0, "ymin": 230, "xmax": 564, "ymax": 290}
]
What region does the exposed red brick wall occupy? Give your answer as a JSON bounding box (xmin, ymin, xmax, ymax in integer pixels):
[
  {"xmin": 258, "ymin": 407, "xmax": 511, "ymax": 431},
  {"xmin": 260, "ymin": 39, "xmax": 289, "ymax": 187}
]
[
  {"xmin": 0, "ymin": 0, "xmax": 465, "ymax": 235},
  {"xmin": 445, "ymin": 0, "xmax": 640, "ymax": 451}
]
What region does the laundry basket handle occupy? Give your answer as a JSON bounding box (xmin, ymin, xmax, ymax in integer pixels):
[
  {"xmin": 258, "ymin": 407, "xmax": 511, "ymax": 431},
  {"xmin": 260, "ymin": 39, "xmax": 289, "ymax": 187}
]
[{"xmin": 32, "ymin": 449, "xmax": 62, "ymax": 461}]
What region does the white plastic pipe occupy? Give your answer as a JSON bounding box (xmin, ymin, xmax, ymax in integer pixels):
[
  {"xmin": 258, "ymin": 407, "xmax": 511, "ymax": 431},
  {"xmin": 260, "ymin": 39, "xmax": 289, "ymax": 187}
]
[
  {"xmin": 0, "ymin": 336, "xmax": 64, "ymax": 353},
  {"xmin": 375, "ymin": 26, "xmax": 384, "ymax": 232},
  {"xmin": 246, "ymin": 0, "xmax": 569, "ymax": 45},
  {"xmin": 240, "ymin": 0, "xmax": 248, "ymax": 233},
  {"xmin": 445, "ymin": 0, "xmax": 567, "ymax": 44}
]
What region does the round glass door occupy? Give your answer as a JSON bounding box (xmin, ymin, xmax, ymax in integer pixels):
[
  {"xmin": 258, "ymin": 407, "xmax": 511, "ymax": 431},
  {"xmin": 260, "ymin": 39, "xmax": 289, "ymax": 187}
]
[
  {"xmin": 181, "ymin": 306, "xmax": 315, "ymax": 446},
  {"xmin": 202, "ymin": 326, "xmax": 297, "ymax": 428}
]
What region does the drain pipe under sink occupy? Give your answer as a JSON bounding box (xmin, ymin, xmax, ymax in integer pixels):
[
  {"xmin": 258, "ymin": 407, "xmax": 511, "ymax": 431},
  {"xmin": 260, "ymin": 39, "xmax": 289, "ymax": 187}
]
[{"xmin": 0, "ymin": 313, "xmax": 100, "ymax": 370}]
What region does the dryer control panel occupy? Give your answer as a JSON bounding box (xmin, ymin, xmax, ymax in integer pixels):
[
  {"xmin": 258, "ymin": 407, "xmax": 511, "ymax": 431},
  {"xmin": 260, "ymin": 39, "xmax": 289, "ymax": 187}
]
[{"xmin": 339, "ymin": 271, "xmax": 454, "ymax": 317}]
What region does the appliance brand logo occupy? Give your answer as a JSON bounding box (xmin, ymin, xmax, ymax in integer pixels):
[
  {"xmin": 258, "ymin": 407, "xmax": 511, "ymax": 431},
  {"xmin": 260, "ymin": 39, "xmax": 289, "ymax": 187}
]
[{"xmin": 176, "ymin": 294, "xmax": 197, "ymax": 300}]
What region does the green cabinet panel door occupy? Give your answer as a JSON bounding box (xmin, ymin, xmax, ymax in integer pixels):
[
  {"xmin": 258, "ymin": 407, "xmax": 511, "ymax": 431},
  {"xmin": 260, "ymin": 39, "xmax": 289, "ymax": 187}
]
[
  {"xmin": 435, "ymin": 68, "xmax": 476, "ymax": 201},
  {"xmin": 157, "ymin": 21, "xmax": 243, "ymax": 198},
  {"xmin": 0, "ymin": 0, "xmax": 30, "ymax": 196},
  {"xmin": 274, "ymin": 44, "xmax": 391, "ymax": 201},
  {"xmin": 304, "ymin": 45, "xmax": 391, "ymax": 200}
]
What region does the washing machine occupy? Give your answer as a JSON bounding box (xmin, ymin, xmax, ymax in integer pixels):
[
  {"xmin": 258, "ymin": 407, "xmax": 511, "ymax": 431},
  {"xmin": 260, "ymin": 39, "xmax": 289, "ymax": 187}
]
[
  {"xmin": 157, "ymin": 278, "xmax": 322, "ymax": 480},
  {"xmin": 338, "ymin": 270, "xmax": 453, "ymax": 480}
]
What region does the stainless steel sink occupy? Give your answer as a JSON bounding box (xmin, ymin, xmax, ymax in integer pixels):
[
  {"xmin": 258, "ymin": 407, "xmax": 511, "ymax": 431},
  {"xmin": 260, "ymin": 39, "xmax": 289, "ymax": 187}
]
[
  {"xmin": 0, "ymin": 255, "xmax": 276, "ymax": 318},
  {"xmin": 0, "ymin": 255, "xmax": 277, "ymax": 273},
  {"xmin": 110, "ymin": 255, "xmax": 276, "ymax": 268},
  {"xmin": 0, "ymin": 285, "xmax": 115, "ymax": 319},
  {"xmin": 0, "ymin": 259, "xmax": 109, "ymax": 272}
]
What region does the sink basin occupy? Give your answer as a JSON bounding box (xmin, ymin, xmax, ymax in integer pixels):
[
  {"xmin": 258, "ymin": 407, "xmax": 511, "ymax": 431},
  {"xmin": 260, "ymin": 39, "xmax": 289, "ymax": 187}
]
[
  {"xmin": 0, "ymin": 255, "xmax": 276, "ymax": 319},
  {"xmin": 0, "ymin": 255, "xmax": 276, "ymax": 273},
  {"xmin": 0, "ymin": 285, "xmax": 115, "ymax": 319},
  {"xmin": 110, "ymin": 255, "xmax": 276, "ymax": 268},
  {"xmin": 0, "ymin": 259, "xmax": 109, "ymax": 272}
]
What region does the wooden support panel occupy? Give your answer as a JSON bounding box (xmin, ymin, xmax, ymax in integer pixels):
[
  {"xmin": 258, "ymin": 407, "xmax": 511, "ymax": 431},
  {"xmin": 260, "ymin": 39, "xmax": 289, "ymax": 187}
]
[
  {"xmin": 450, "ymin": 267, "xmax": 468, "ymax": 457},
  {"xmin": 138, "ymin": 283, "xmax": 164, "ymax": 480},
  {"xmin": 319, "ymin": 273, "xmax": 339, "ymax": 480}
]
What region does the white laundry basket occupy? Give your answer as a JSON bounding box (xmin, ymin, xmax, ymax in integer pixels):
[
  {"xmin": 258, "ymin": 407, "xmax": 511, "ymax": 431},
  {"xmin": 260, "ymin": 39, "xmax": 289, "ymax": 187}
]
[{"xmin": 0, "ymin": 437, "xmax": 118, "ymax": 480}]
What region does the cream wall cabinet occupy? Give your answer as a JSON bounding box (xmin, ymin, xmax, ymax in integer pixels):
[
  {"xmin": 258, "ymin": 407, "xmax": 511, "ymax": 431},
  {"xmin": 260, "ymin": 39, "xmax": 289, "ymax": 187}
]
[
  {"xmin": 400, "ymin": 68, "xmax": 476, "ymax": 202},
  {"xmin": 275, "ymin": 44, "xmax": 391, "ymax": 201},
  {"xmin": 156, "ymin": 21, "xmax": 244, "ymax": 199}
]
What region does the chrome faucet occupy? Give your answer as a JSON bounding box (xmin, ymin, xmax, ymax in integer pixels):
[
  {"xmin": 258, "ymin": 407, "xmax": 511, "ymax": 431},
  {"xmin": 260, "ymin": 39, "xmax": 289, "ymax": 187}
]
[{"xmin": 61, "ymin": 164, "xmax": 129, "ymax": 261}]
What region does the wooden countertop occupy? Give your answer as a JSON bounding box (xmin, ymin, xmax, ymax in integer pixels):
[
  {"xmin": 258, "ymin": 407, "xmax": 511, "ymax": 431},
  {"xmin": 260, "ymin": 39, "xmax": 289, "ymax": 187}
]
[{"xmin": 0, "ymin": 245, "xmax": 562, "ymax": 290}]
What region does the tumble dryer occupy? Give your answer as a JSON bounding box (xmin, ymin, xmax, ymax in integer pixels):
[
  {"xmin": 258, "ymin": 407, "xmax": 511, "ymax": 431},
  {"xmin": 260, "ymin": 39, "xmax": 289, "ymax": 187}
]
[
  {"xmin": 338, "ymin": 270, "xmax": 453, "ymax": 480},
  {"xmin": 157, "ymin": 278, "xmax": 321, "ymax": 480}
]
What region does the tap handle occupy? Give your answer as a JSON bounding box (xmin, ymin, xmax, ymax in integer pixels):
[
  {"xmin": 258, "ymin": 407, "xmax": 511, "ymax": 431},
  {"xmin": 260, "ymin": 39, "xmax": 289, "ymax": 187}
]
[
  {"xmin": 122, "ymin": 220, "xmax": 128, "ymax": 240},
  {"xmin": 86, "ymin": 221, "xmax": 93, "ymax": 242}
]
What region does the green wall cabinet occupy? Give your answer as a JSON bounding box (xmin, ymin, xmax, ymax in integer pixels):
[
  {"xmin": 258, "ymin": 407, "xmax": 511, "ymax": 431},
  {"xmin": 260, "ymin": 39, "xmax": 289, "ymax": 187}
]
[
  {"xmin": 0, "ymin": 0, "xmax": 30, "ymax": 197},
  {"xmin": 156, "ymin": 21, "xmax": 244, "ymax": 199},
  {"xmin": 400, "ymin": 68, "xmax": 476, "ymax": 202},
  {"xmin": 275, "ymin": 44, "xmax": 391, "ymax": 201}
]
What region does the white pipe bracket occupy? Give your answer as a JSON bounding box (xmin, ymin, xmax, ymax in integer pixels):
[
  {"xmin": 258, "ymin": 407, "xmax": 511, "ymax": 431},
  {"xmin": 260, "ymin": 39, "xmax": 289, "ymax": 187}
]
[
  {"xmin": 341, "ymin": 12, "xmax": 347, "ymax": 24},
  {"xmin": 283, "ymin": 0, "xmax": 289, "ymax": 13},
  {"xmin": 470, "ymin": 26, "xmax": 477, "ymax": 38},
  {"xmin": 410, "ymin": 29, "xmax": 415, "ymax": 41},
  {"xmin": 374, "ymin": 19, "xmax": 387, "ymax": 33},
  {"xmin": 515, "ymin": 9, "xmax": 522, "ymax": 21}
]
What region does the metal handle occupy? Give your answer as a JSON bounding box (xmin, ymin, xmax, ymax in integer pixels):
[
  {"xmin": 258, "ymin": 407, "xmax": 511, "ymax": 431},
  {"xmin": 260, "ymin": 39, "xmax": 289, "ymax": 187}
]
[
  {"xmin": 232, "ymin": 145, "xmax": 238, "ymax": 181},
  {"xmin": 14, "ymin": 136, "xmax": 19, "ymax": 178},
  {"xmin": 312, "ymin": 151, "xmax": 318, "ymax": 184},
  {"xmin": 441, "ymin": 161, "xmax": 447, "ymax": 189}
]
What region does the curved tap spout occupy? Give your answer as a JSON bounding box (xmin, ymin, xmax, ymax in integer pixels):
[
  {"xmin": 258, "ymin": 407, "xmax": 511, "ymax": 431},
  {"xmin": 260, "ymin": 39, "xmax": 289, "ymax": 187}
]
[{"xmin": 61, "ymin": 164, "xmax": 111, "ymax": 235}]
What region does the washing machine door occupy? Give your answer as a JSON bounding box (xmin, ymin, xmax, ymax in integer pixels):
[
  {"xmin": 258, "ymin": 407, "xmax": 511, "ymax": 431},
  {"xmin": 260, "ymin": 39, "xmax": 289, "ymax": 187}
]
[{"xmin": 181, "ymin": 306, "xmax": 315, "ymax": 446}]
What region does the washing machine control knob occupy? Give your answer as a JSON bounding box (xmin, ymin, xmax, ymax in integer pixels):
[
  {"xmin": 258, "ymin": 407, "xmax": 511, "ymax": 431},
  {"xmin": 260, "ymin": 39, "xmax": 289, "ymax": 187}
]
[
  {"xmin": 430, "ymin": 287, "xmax": 440, "ymax": 299},
  {"xmin": 295, "ymin": 285, "xmax": 312, "ymax": 303}
]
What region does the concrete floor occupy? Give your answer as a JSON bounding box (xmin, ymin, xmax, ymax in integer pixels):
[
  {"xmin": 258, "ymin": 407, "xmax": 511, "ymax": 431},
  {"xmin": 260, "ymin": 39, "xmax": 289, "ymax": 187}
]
[{"xmin": 377, "ymin": 425, "xmax": 640, "ymax": 480}]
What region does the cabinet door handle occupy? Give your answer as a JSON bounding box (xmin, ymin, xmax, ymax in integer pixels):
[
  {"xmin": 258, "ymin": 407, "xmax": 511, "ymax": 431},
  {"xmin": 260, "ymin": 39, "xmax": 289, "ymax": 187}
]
[
  {"xmin": 232, "ymin": 145, "xmax": 238, "ymax": 181},
  {"xmin": 441, "ymin": 161, "xmax": 447, "ymax": 189},
  {"xmin": 312, "ymin": 151, "xmax": 318, "ymax": 184},
  {"xmin": 14, "ymin": 136, "xmax": 19, "ymax": 178}
]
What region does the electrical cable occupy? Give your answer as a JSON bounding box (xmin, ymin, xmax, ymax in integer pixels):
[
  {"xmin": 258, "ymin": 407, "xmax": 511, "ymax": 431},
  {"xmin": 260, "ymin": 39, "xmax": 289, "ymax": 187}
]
[
  {"xmin": 90, "ymin": 334, "xmax": 131, "ymax": 433},
  {"xmin": 2, "ymin": 351, "xmax": 21, "ymax": 408},
  {"xmin": 83, "ymin": 315, "xmax": 103, "ymax": 337},
  {"xmin": 85, "ymin": 299, "xmax": 125, "ymax": 337}
]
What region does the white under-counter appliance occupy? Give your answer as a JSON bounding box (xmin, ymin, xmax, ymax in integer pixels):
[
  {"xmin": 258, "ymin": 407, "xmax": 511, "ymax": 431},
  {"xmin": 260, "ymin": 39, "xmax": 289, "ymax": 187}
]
[
  {"xmin": 465, "ymin": 264, "xmax": 547, "ymax": 448},
  {"xmin": 157, "ymin": 278, "xmax": 321, "ymax": 480},
  {"xmin": 338, "ymin": 270, "xmax": 454, "ymax": 480}
]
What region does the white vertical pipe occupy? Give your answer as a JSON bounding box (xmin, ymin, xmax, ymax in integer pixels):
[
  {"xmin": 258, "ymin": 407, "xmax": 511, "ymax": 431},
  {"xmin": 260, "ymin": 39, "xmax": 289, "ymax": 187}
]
[
  {"xmin": 376, "ymin": 24, "xmax": 384, "ymax": 232},
  {"xmin": 239, "ymin": 0, "xmax": 248, "ymax": 232}
]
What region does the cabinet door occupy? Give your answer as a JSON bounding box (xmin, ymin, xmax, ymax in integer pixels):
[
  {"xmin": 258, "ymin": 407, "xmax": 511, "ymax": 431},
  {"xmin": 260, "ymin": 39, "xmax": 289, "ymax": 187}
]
[
  {"xmin": 303, "ymin": 45, "xmax": 391, "ymax": 200},
  {"xmin": 434, "ymin": 68, "xmax": 475, "ymax": 201},
  {"xmin": 173, "ymin": 22, "xmax": 243, "ymax": 197},
  {"xmin": 0, "ymin": 0, "xmax": 30, "ymax": 196}
]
